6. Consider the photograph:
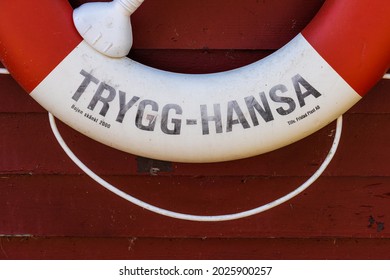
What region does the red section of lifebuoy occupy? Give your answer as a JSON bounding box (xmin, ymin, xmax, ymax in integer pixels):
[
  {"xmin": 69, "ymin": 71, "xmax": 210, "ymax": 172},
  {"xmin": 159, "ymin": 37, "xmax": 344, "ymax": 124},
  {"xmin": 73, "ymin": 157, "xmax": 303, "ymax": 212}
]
[
  {"xmin": 302, "ymin": 0, "xmax": 390, "ymax": 95},
  {"xmin": 0, "ymin": 0, "xmax": 81, "ymax": 93}
]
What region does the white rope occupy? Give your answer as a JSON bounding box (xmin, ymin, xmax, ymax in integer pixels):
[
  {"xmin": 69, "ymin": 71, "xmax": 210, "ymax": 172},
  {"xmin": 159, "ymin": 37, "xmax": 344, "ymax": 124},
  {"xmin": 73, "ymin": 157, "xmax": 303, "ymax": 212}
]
[
  {"xmin": 0, "ymin": 68, "xmax": 10, "ymax": 74},
  {"xmin": 383, "ymin": 73, "xmax": 390, "ymax": 80},
  {"xmin": 49, "ymin": 112, "xmax": 343, "ymax": 221}
]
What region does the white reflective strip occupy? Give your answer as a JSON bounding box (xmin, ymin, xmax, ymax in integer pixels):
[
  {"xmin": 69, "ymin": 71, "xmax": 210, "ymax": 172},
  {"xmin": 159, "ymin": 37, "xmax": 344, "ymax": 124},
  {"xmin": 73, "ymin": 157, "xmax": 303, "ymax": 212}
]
[{"xmin": 31, "ymin": 34, "xmax": 360, "ymax": 162}]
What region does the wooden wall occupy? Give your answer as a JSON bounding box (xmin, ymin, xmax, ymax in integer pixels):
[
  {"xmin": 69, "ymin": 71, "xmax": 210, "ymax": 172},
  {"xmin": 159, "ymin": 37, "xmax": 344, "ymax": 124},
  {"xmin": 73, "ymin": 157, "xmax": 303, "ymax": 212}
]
[{"xmin": 1, "ymin": 0, "xmax": 390, "ymax": 259}]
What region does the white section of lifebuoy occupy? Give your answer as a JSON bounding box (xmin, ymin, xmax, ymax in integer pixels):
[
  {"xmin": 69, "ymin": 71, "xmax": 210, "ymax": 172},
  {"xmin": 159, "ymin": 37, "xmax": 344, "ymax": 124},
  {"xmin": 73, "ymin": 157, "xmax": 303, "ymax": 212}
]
[{"xmin": 31, "ymin": 34, "xmax": 360, "ymax": 162}]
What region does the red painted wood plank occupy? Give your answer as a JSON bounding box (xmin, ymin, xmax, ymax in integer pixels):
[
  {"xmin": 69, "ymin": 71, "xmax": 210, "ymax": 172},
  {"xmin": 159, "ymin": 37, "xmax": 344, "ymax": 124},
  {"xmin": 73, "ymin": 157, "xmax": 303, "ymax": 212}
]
[
  {"xmin": 70, "ymin": 0, "xmax": 325, "ymax": 50},
  {"xmin": 0, "ymin": 75, "xmax": 44, "ymax": 113},
  {"xmin": 129, "ymin": 49, "xmax": 272, "ymax": 73},
  {"xmin": 1, "ymin": 175, "xmax": 389, "ymax": 238},
  {"xmin": 1, "ymin": 237, "xmax": 389, "ymax": 260},
  {"xmin": 1, "ymin": 113, "xmax": 390, "ymax": 177},
  {"xmin": 349, "ymin": 79, "xmax": 390, "ymax": 114}
]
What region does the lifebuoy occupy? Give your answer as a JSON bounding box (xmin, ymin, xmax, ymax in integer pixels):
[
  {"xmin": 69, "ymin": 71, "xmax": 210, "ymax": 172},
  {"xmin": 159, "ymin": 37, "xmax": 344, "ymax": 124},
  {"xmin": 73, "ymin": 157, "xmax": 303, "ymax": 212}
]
[{"xmin": 0, "ymin": 0, "xmax": 389, "ymax": 163}]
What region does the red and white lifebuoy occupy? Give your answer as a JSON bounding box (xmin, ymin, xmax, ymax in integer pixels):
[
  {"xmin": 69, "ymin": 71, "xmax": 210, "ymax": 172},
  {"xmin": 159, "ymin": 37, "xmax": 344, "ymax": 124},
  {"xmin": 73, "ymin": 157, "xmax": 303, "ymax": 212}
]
[{"xmin": 0, "ymin": 0, "xmax": 389, "ymax": 163}]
